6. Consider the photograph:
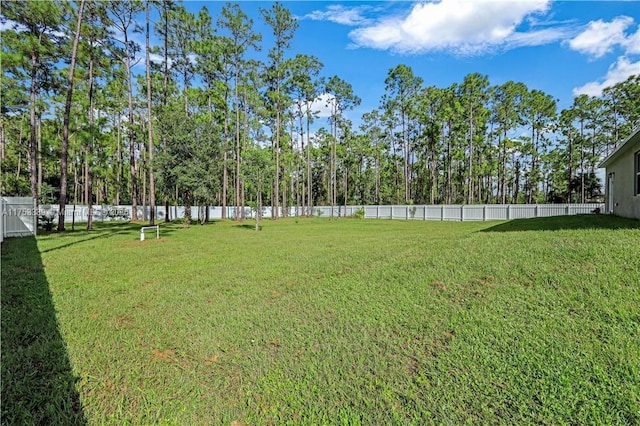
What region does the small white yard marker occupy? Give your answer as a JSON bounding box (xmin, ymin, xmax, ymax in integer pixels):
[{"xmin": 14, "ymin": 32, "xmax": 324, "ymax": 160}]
[{"xmin": 140, "ymin": 225, "xmax": 159, "ymax": 241}]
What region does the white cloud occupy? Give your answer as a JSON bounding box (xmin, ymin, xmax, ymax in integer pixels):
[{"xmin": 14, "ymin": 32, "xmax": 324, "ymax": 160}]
[
  {"xmin": 570, "ymin": 16, "xmax": 640, "ymax": 97},
  {"xmin": 291, "ymin": 93, "xmax": 334, "ymax": 119},
  {"xmin": 573, "ymin": 56, "xmax": 640, "ymax": 96},
  {"xmin": 506, "ymin": 26, "xmax": 576, "ymax": 49},
  {"xmin": 1, "ymin": 17, "xmax": 65, "ymax": 38},
  {"xmin": 568, "ymin": 16, "xmax": 635, "ymax": 58},
  {"xmin": 622, "ymin": 25, "xmax": 640, "ymax": 55},
  {"xmin": 149, "ymin": 53, "xmax": 173, "ymax": 68},
  {"xmin": 133, "ymin": 53, "xmax": 196, "ymax": 70},
  {"xmin": 348, "ymin": 0, "xmax": 553, "ymax": 55},
  {"xmin": 0, "ymin": 18, "xmax": 25, "ymax": 32},
  {"xmin": 303, "ymin": 5, "xmax": 371, "ymax": 26},
  {"xmin": 149, "ymin": 53, "xmax": 165, "ymax": 64},
  {"xmin": 311, "ymin": 93, "xmax": 335, "ymax": 118}
]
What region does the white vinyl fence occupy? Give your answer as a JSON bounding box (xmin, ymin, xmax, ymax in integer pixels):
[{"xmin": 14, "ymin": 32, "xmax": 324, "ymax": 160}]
[
  {"xmin": 35, "ymin": 203, "xmax": 604, "ymax": 223},
  {"xmin": 357, "ymin": 204, "xmax": 604, "ymax": 221},
  {"xmin": 1, "ymin": 197, "xmax": 38, "ymax": 242},
  {"xmin": 0, "ymin": 200, "xmax": 604, "ymax": 241}
]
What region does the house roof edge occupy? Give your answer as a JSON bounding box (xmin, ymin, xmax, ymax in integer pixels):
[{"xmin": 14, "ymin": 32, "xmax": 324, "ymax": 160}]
[{"xmin": 599, "ymin": 125, "xmax": 640, "ymax": 168}]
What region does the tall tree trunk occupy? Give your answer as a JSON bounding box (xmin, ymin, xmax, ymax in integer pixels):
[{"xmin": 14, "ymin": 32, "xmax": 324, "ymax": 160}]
[
  {"xmin": 37, "ymin": 113, "xmax": 42, "ymax": 201},
  {"xmin": 222, "ymin": 100, "xmax": 228, "ymax": 219},
  {"xmin": 17, "ymin": 117, "xmax": 24, "ymax": 181},
  {"xmin": 184, "ymin": 191, "xmax": 191, "ymax": 222},
  {"xmin": 162, "ymin": 0, "xmax": 169, "ymax": 223},
  {"xmin": 83, "ymin": 149, "xmax": 88, "ymax": 204},
  {"xmin": 146, "ymin": 0, "xmax": 155, "ymax": 225},
  {"xmin": 234, "ymin": 67, "xmax": 241, "ymax": 220},
  {"xmin": 446, "ymin": 122, "xmax": 452, "ymax": 205},
  {"xmin": 429, "ymin": 137, "xmax": 436, "ymax": 205},
  {"xmin": 29, "ymin": 54, "xmax": 38, "ymax": 203},
  {"xmin": 330, "ymin": 101, "xmax": 337, "ymax": 218},
  {"xmin": 513, "ymin": 159, "xmax": 520, "ymax": 203},
  {"xmin": 275, "ymin": 108, "xmax": 280, "ymax": 220},
  {"xmin": 298, "ymin": 106, "xmax": 305, "ymax": 214},
  {"xmin": 1, "ymin": 121, "xmax": 5, "ymax": 195},
  {"xmin": 402, "ymin": 113, "xmax": 409, "ymax": 203},
  {"xmin": 580, "ymin": 119, "xmax": 585, "ymax": 203},
  {"xmin": 306, "ymin": 102, "xmax": 312, "ymax": 215},
  {"xmin": 57, "ymin": 0, "xmax": 85, "ymax": 232},
  {"xmin": 125, "ymin": 27, "xmax": 138, "ymax": 221},
  {"xmin": 567, "ymin": 133, "xmax": 573, "ymax": 203},
  {"xmin": 115, "ymin": 113, "xmax": 122, "ymax": 205},
  {"xmin": 468, "ymin": 106, "xmax": 474, "ymax": 205},
  {"xmin": 141, "ymin": 150, "xmax": 146, "ymax": 220},
  {"xmin": 501, "ymin": 130, "xmax": 508, "ymax": 204},
  {"xmin": 72, "ymin": 159, "xmax": 79, "ymax": 227},
  {"xmin": 343, "ymin": 166, "xmax": 348, "ymax": 213},
  {"xmin": 87, "ymin": 50, "xmax": 95, "ymax": 230},
  {"xmin": 528, "ymin": 132, "xmax": 537, "ymax": 204},
  {"xmin": 375, "ymin": 140, "xmax": 380, "ymax": 205}
]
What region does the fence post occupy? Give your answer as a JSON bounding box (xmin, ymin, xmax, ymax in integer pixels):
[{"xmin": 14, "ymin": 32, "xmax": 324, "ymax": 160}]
[
  {"xmin": 535, "ymin": 205, "xmax": 538, "ymax": 218},
  {"xmin": 461, "ymin": 205, "xmax": 464, "ymax": 222},
  {"xmin": 507, "ymin": 204, "xmax": 511, "ymax": 220},
  {"xmin": 423, "ymin": 205, "xmax": 427, "ymax": 221},
  {"xmin": 483, "ymin": 205, "xmax": 486, "ymax": 221},
  {"xmin": 441, "ymin": 205, "xmax": 444, "ymax": 221},
  {"xmin": 566, "ymin": 204, "xmax": 570, "ymax": 216}
]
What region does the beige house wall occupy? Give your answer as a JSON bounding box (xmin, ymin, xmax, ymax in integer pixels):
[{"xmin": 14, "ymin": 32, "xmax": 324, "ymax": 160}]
[{"xmin": 604, "ymin": 136, "xmax": 640, "ymax": 220}]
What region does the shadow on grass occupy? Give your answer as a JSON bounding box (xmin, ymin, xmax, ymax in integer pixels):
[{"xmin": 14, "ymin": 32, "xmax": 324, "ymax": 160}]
[
  {"xmin": 1, "ymin": 237, "xmax": 87, "ymax": 425},
  {"xmin": 40, "ymin": 221, "xmax": 178, "ymax": 253},
  {"xmin": 481, "ymin": 214, "xmax": 640, "ymax": 232},
  {"xmin": 233, "ymin": 223, "xmax": 261, "ymax": 231}
]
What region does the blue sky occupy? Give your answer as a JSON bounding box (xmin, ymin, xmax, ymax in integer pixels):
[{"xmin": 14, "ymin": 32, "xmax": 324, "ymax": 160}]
[
  {"xmin": 174, "ymin": 0, "xmax": 640, "ymax": 124},
  {"xmin": 5, "ymin": 1, "xmax": 637, "ymax": 124}
]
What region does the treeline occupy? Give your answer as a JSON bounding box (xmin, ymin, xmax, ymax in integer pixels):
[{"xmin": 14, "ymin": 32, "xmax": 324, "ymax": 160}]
[{"xmin": 2, "ymin": 1, "xmax": 639, "ymax": 229}]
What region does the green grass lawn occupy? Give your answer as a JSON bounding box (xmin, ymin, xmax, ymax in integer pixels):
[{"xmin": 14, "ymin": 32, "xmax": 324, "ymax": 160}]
[{"xmin": 2, "ymin": 215, "xmax": 639, "ymax": 425}]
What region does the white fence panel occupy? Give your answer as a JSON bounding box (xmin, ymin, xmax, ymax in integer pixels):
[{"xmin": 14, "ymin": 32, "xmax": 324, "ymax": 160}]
[
  {"xmin": 391, "ymin": 206, "xmax": 405, "ymax": 220},
  {"xmin": 538, "ymin": 205, "xmax": 565, "ymax": 217},
  {"xmin": 364, "ymin": 206, "xmax": 378, "ymax": 219},
  {"xmin": 377, "ymin": 206, "xmax": 392, "ymax": 219},
  {"xmin": 485, "ymin": 205, "xmax": 508, "ymax": 220},
  {"xmin": 463, "ymin": 205, "xmax": 485, "ymax": 221},
  {"xmin": 1, "ymin": 197, "xmax": 37, "ymax": 240},
  {"xmin": 412, "ymin": 205, "xmax": 425, "ymax": 220},
  {"xmin": 510, "ymin": 205, "xmax": 536, "ymax": 219},
  {"xmin": 442, "ymin": 205, "xmax": 461, "ymax": 221},
  {"xmin": 425, "ymin": 206, "xmax": 442, "ymax": 220}
]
